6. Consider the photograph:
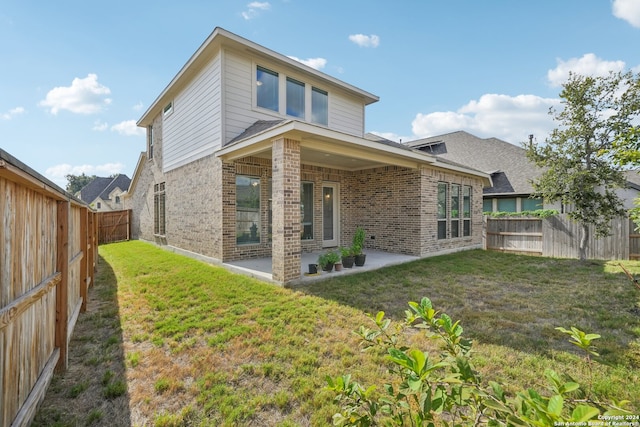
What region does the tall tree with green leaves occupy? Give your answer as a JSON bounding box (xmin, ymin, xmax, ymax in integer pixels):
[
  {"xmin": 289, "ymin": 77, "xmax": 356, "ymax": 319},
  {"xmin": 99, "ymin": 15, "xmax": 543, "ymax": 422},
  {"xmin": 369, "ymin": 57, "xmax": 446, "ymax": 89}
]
[
  {"xmin": 65, "ymin": 173, "xmax": 96, "ymax": 194},
  {"xmin": 526, "ymin": 71, "xmax": 640, "ymax": 261}
]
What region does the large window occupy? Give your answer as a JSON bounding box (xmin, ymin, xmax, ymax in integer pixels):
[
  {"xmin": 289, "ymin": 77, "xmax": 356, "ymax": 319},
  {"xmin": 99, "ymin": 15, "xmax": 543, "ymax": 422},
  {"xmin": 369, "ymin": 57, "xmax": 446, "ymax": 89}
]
[
  {"xmin": 522, "ymin": 197, "xmax": 543, "ymax": 211},
  {"xmin": 439, "ymin": 182, "xmax": 472, "ymax": 239},
  {"xmin": 483, "ymin": 198, "xmax": 493, "ymax": 213},
  {"xmin": 257, "ymin": 66, "xmax": 279, "ymax": 112},
  {"xmin": 311, "ymin": 87, "xmax": 328, "ymax": 125},
  {"xmin": 451, "ymin": 184, "xmax": 461, "ymax": 238},
  {"xmin": 497, "ymin": 198, "xmax": 517, "ymax": 212},
  {"xmin": 154, "ymin": 182, "xmax": 166, "ymax": 235},
  {"xmin": 236, "ymin": 176, "xmax": 261, "ymax": 244},
  {"xmin": 267, "ymin": 181, "xmax": 314, "ymax": 241},
  {"xmin": 437, "ymin": 182, "xmax": 447, "ymax": 239},
  {"xmin": 286, "ymin": 77, "xmax": 305, "ymax": 118},
  {"xmin": 301, "ymin": 182, "xmax": 314, "ymax": 240},
  {"xmin": 256, "ymin": 65, "xmax": 329, "ymax": 125},
  {"xmin": 463, "ymin": 186, "xmax": 471, "ymax": 237}
]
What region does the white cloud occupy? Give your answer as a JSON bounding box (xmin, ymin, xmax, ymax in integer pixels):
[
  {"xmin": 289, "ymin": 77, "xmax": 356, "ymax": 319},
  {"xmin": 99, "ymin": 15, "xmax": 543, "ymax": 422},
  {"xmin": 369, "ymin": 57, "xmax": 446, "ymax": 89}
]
[
  {"xmin": 1, "ymin": 106, "xmax": 25, "ymax": 120},
  {"xmin": 287, "ymin": 56, "xmax": 327, "ymax": 70},
  {"xmin": 133, "ymin": 101, "xmax": 144, "ymax": 111},
  {"xmin": 242, "ymin": 1, "xmax": 270, "ymax": 20},
  {"xmin": 111, "ymin": 120, "xmax": 144, "ymax": 136},
  {"xmin": 547, "ymin": 53, "xmax": 626, "ymax": 87},
  {"xmin": 93, "ymin": 120, "xmax": 108, "ymax": 131},
  {"xmin": 39, "ymin": 74, "xmax": 112, "ymax": 115},
  {"xmin": 411, "ymin": 93, "xmax": 560, "ymax": 144},
  {"xmin": 348, "ymin": 34, "xmax": 380, "ymax": 48},
  {"xmin": 613, "ymin": 0, "xmax": 640, "ymax": 28},
  {"xmin": 45, "ymin": 162, "xmax": 125, "ymax": 187}
]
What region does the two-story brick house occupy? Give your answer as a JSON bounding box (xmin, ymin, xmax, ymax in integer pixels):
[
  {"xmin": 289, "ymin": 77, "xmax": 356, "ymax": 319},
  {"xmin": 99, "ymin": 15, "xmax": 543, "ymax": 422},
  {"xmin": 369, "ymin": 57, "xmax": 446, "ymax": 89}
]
[{"xmin": 126, "ymin": 27, "xmax": 490, "ymax": 284}]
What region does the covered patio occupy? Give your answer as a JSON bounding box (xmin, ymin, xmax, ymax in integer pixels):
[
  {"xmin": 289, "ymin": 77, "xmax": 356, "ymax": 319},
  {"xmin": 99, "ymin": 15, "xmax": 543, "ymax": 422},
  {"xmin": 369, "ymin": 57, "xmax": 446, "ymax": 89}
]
[{"xmin": 224, "ymin": 249, "xmax": 419, "ymax": 285}]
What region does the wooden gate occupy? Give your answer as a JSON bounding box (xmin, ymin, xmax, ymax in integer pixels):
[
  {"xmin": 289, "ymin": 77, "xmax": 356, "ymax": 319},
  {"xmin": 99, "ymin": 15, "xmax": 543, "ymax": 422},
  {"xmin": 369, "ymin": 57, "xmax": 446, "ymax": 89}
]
[{"xmin": 98, "ymin": 210, "xmax": 131, "ymax": 244}]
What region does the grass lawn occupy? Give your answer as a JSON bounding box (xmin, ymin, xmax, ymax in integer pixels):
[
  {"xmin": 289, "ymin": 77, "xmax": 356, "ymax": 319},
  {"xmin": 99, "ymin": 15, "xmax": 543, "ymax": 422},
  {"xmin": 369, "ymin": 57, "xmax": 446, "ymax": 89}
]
[{"xmin": 33, "ymin": 241, "xmax": 640, "ymax": 426}]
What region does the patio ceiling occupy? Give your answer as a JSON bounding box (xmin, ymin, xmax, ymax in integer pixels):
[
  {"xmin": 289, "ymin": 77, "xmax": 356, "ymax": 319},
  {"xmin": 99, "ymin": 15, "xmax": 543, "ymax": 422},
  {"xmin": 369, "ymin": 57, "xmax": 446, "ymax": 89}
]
[{"xmin": 216, "ymin": 120, "xmax": 435, "ymax": 171}]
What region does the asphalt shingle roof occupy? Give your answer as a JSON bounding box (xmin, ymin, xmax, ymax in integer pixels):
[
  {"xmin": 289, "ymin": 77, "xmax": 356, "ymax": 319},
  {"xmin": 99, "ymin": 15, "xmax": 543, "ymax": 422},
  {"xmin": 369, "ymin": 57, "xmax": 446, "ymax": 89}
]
[
  {"xmin": 78, "ymin": 174, "xmax": 131, "ymax": 203},
  {"xmin": 407, "ymin": 131, "xmax": 541, "ymax": 196}
]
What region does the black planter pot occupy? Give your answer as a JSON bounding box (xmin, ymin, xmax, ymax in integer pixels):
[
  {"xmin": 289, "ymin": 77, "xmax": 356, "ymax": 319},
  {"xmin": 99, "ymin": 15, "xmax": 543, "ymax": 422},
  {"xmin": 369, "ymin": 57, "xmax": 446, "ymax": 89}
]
[
  {"xmin": 342, "ymin": 255, "xmax": 355, "ymax": 268},
  {"xmin": 355, "ymin": 254, "xmax": 366, "ymax": 266},
  {"xmin": 322, "ymin": 262, "xmax": 334, "ymax": 272},
  {"xmin": 308, "ymin": 264, "xmax": 318, "ymax": 274}
]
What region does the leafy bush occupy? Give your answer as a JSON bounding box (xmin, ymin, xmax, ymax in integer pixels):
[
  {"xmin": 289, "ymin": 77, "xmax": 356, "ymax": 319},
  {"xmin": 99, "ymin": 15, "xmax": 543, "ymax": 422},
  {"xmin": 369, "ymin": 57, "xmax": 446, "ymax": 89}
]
[
  {"xmin": 326, "ymin": 297, "xmax": 632, "ymax": 426},
  {"xmin": 484, "ymin": 209, "xmax": 559, "ymax": 218}
]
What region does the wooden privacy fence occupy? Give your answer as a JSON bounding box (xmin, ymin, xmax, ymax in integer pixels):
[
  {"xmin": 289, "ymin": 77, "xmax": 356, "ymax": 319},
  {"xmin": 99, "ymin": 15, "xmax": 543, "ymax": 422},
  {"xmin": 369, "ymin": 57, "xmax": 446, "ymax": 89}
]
[
  {"xmin": 484, "ymin": 214, "xmax": 633, "ymax": 260},
  {"xmin": 98, "ymin": 209, "xmax": 131, "ymax": 244},
  {"xmin": 0, "ymin": 149, "xmax": 97, "ymax": 427}
]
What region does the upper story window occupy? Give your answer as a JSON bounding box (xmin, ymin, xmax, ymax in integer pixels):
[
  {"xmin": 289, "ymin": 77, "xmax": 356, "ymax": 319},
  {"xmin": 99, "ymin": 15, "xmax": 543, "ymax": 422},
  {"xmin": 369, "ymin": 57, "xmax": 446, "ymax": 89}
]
[
  {"xmin": 256, "ymin": 65, "xmax": 329, "ymax": 126},
  {"xmin": 163, "ymin": 101, "xmax": 173, "ymax": 116},
  {"xmin": 115, "ymin": 196, "xmax": 121, "ymax": 204},
  {"xmin": 257, "ymin": 66, "xmax": 279, "ymax": 112},
  {"xmin": 286, "ymin": 77, "xmax": 305, "ymax": 118},
  {"xmin": 312, "ymin": 87, "xmax": 328, "ymax": 126}
]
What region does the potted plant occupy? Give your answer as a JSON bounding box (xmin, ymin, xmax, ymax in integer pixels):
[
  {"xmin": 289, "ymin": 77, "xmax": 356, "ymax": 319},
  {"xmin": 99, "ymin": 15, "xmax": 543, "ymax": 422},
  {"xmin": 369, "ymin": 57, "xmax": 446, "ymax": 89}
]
[
  {"xmin": 318, "ymin": 250, "xmax": 340, "ymax": 272},
  {"xmin": 340, "ymin": 246, "xmax": 355, "ymax": 268},
  {"xmin": 352, "ymin": 226, "xmax": 366, "ymax": 266}
]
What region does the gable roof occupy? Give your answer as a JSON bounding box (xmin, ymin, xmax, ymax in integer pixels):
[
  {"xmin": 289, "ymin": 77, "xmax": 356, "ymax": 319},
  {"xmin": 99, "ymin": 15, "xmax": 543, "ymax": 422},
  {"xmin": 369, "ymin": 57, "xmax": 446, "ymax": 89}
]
[
  {"xmin": 406, "ymin": 131, "xmax": 540, "ymax": 196},
  {"xmin": 78, "ymin": 174, "xmax": 131, "ymax": 203},
  {"xmin": 137, "ymin": 27, "xmax": 379, "ymax": 128}
]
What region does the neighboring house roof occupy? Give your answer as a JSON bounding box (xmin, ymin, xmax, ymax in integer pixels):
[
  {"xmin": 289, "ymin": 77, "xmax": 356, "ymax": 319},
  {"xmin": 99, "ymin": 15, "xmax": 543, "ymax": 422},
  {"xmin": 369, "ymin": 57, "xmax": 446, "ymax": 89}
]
[
  {"xmin": 406, "ymin": 131, "xmax": 540, "ymax": 196},
  {"xmin": 78, "ymin": 174, "xmax": 131, "ymax": 204}
]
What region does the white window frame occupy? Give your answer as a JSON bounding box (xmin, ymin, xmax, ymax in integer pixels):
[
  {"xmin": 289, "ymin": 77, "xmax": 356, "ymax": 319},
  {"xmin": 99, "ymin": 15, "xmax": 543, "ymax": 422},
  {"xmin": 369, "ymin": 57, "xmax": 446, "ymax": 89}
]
[
  {"xmin": 163, "ymin": 101, "xmax": 173, "ymax": 117},
  {"xmin": 254, "ymin": 63, "xmax": 329, "ymax": 126}
]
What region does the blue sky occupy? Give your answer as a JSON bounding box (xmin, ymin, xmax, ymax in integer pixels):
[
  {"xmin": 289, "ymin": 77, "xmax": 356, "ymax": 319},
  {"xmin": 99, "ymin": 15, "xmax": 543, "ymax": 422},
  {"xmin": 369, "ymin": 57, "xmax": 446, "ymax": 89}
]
[{"xmin": 1, "ymin": 0, "xmax": 639, "ymax": 188}]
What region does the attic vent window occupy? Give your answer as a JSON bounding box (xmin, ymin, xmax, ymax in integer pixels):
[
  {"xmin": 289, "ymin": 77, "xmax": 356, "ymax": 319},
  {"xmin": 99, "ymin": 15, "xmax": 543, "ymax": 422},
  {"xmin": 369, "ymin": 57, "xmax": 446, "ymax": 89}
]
[{"xmin": 163, "ymin": 101, "xmax": 173, "ymax": 116}]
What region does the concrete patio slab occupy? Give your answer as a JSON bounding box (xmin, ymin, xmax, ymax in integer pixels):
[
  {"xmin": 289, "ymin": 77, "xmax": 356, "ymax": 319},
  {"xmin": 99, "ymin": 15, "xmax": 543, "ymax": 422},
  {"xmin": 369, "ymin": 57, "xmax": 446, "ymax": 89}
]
[{"xmin": 224, "ymin": 249, "xmax": 419, "ymax": 285}]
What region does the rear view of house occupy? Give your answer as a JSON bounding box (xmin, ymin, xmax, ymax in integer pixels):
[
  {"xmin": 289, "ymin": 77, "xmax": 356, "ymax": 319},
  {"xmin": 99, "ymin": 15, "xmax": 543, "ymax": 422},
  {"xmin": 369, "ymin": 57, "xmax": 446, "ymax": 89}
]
[{"xmin": 126, "ymin": 27, "xmax": 490, "ymax": 284}]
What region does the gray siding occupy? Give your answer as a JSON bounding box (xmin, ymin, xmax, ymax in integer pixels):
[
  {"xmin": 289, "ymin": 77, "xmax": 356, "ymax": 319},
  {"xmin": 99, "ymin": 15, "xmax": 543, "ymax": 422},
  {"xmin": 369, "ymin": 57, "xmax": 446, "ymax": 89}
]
[{"xmin": 163, "ymin": 52, "xmax": 222, "ymax": 172}]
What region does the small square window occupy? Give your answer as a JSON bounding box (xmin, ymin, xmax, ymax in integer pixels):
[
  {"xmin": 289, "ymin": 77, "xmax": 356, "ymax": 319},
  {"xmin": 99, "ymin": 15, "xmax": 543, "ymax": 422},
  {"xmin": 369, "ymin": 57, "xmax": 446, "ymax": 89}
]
[{"xmin": 163, "ymin": 101, "xmax": 173, "ymax": 116}]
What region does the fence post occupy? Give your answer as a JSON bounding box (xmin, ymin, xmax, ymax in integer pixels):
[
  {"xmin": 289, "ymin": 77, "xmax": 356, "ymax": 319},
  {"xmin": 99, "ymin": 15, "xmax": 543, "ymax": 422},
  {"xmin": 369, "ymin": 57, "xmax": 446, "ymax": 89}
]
[
  {"xmin": 80, "ymin": 207, "xmax": 88, "ymax": 313},
  {"xmin": 55, "ymin": 200, "xmax": 69, "ymax": 372}
]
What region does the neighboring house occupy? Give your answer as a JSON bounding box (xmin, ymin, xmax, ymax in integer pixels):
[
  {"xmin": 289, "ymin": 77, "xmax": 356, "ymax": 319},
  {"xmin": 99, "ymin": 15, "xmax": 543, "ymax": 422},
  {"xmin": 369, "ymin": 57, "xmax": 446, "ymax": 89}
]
[
  {"xmin": 407, "ymin": 131, "xmax": 549, "ymax": 213},
  {"xmin": 126, "ymin": 27, "xmax": 491, "ymax": 284},
  {"xmin": 621, "ymin": 170, "xmax": 640, "ymax": 210},
  {"xmin": 77, "ymin": 174, "xmax": 131, "ymax": 211},
  {"xmin": 407, "ymin": 131, "xmax": 640, "ymax": 214}
]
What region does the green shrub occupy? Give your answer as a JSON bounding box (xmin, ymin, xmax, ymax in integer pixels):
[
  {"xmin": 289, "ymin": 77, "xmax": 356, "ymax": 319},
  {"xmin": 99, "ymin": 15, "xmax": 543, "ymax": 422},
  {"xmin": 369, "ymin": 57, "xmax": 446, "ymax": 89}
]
[{"xmin": 327, "ymin": 297, "xmax": 633, "ymax": 426}]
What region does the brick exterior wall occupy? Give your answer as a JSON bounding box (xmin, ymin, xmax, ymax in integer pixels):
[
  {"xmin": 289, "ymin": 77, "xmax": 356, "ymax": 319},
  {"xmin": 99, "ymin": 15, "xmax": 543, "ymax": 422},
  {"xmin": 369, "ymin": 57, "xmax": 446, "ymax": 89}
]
[{"xmin": 164, "ymin": 155, "xmax": 221, "ymax": 259}]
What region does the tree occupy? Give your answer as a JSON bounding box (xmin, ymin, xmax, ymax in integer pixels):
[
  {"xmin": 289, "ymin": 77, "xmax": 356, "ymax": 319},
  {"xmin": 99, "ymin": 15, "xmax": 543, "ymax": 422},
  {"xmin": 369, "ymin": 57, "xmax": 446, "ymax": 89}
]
[
  {"xmin": 526, "ymin": 71, "xmax": 640, "ymax": 261},
  {"xmin": 65, "ymin": 173, "xmax": 96, "ymax": 194}
]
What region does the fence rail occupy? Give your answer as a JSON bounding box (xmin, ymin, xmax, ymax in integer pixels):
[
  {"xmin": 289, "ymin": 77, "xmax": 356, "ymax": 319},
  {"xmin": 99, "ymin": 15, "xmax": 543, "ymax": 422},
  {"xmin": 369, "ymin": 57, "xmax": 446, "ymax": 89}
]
[
  {"xmin": 0, "ymin": 149, "xmax": 97, "ymax": 427},
  {"xmin": 485, "ymin": 214, "xmax": 633, "ymax": 260}
]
